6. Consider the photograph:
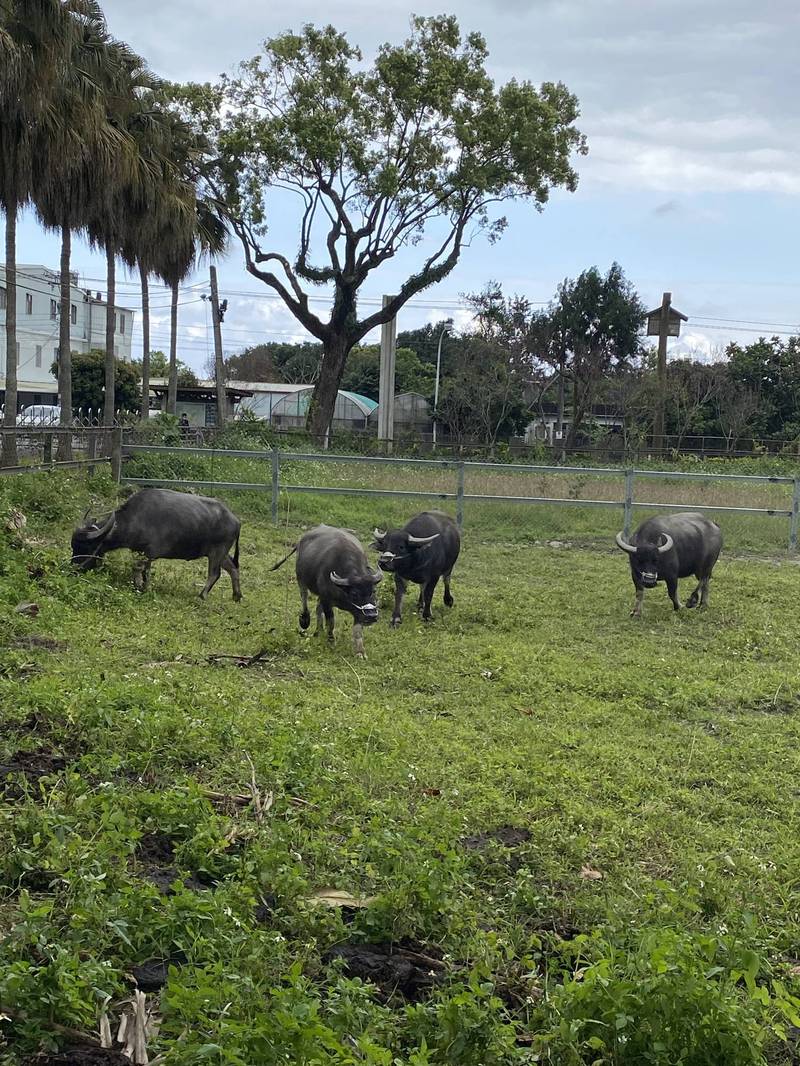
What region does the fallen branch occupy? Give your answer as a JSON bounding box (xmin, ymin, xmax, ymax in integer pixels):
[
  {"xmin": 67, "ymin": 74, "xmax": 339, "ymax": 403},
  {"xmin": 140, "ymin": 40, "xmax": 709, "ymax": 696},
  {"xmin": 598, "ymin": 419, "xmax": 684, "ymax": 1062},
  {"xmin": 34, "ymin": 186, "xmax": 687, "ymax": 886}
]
[{"xmin": 206, "ymin": 646, "xmax": 272, "ymax": 668}]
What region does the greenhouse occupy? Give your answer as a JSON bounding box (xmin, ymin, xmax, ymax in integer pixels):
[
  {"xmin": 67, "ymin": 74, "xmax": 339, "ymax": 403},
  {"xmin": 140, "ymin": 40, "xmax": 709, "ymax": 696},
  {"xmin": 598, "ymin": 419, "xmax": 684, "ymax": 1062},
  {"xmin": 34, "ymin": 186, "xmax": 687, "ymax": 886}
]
[
  {"xmin": 269, "ymin": 387, "xmax": 377, "ymax": 430},
  {"xmin": 367, "ymin": 392, "xmax": 432, "ymax": 437}
]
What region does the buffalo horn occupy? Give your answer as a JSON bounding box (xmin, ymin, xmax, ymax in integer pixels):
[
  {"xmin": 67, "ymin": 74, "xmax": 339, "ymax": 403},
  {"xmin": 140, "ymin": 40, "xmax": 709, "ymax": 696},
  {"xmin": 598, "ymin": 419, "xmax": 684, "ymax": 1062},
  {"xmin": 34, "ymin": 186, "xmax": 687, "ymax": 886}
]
[
  {"xmin": 407, "ymin": 532, "xmax": 440, "ymax": 546},
  {"xmin": 658, "ymin": 533, "xmax": 674, "ymax": 554},
  {"xmin": 370, "ymin": 568, "xmax": 384, "ymax": 583},
  {"xmin": 615, "ymin": 531, "xmax": 637, "ymax": 554},
  {"xmin": 330, "ymin": 571, "xmax": 350, "ymax": 586},
  {"xmin": 372, "ymin": 528, "xmax": 387, "ymax": 540},
  {"xmin": 85, "ymin": 512, "xmax": 116, "ymax": 541}
]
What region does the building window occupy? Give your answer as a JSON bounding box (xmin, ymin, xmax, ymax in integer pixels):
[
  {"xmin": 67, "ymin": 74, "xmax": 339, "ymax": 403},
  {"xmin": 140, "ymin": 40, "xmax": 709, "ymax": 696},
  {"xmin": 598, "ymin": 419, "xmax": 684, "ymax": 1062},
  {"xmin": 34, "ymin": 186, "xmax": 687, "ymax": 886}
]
[
  {"xmin": 120, "ymin": 314, "xmax": 125, "ymax": 334},
  {"xmin": 50, "ymin": 298, "xmax": 58, "ymax": 320},
  {"xmin": 71, "ymin": 304, "xmax": 77, "ymax": 325},
  {"xmin": 25, "ymin": 293, "xmax": 33, "ymax": 315},
  {"xmin": 0, "ymin": 286, "xmax": 6, "ymax": 309},
  {"xmin": 35, "ymin": 345, "xmax": 42, "ymax": 368}
]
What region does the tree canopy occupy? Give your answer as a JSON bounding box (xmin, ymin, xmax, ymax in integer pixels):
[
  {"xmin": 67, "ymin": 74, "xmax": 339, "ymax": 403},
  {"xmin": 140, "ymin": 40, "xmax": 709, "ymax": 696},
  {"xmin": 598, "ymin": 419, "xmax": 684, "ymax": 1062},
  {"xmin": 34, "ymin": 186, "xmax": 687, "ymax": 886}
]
[
  {"xmin": 56, "ymin": 350, "xmax": 141, "ymax": 414},
  {"xmin": 178, "ymin": 15, "xmax": 586, "ymax": 439}
]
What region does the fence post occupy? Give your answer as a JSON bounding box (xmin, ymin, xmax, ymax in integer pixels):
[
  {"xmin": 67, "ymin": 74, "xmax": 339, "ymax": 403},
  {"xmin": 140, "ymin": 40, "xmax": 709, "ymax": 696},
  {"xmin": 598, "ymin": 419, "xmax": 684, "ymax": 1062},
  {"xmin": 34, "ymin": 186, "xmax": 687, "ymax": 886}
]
[
  {"xmin": 456, "ymin": 461, "xmax": 465, "ymax": 529},
  {"xmin": 271, "ymin": 445, "xmax": 279, "ymax": 525},
  {"xmin": 790, "ymin": 477, "xmax": 800, "ymax": 552},
  {"xmin": 110, "ymin": 427, "xmax": 123, "ymax": 483},
  {"xmin": 623, "ymin": 469, "xmax": 635, "ymax": 538},
  {"xmin": 43, "ymin": 433, "xmax": 53, "ymax": 466}
]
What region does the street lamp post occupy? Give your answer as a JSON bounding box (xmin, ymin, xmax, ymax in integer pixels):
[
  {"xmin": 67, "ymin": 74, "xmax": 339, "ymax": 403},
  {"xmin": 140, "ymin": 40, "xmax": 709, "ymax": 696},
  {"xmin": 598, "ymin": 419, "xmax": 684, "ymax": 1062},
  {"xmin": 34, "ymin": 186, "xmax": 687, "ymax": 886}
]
[{"xmin": 432, "ymin": 324, "xmax": 449, "ymax": 448}]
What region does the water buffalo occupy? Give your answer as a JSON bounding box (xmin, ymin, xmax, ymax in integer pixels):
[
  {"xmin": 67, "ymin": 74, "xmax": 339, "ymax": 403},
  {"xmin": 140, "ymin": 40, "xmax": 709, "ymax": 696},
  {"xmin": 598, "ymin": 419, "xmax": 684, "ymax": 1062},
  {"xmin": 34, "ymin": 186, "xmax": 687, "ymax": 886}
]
[
  {"xmin": 271, "ymin": 525, "xmax": 382, "ymax": 658},
  {"xmin": 371, "ymin": 510, "xmax": 460, "ymax": 626},
  {"xmin": 72, "ymin": 487, "xmax": 242, "ymax": 600},
  {"xmin": 615, "ymin": 511, "xmax": 722, "ymax": 618}
]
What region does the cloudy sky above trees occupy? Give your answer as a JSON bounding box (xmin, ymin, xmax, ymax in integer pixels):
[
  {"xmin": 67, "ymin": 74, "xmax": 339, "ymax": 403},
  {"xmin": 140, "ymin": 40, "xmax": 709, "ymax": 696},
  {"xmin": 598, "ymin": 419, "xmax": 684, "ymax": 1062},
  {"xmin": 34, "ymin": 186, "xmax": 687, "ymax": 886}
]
[{"xmin": 7, "ymin": 0, "xmax": 798, "ymax": 372}]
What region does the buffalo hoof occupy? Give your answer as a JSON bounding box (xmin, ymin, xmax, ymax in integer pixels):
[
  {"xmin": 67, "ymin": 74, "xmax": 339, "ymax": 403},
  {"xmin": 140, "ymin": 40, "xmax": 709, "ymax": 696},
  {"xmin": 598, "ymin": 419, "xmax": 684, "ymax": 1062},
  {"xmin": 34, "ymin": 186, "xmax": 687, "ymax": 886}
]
[
  {"xmin": 233, "ymin": 593, "xmax": 242, "ymax": 603},
  {"xmin": 391, "ymin": 616, "xmax": 402, "ymax": 628},
  {"xmin": 299, "ymin": 610, "xmax": 310, "ymax": 630},
  {"xmin": 630, "ymin": 609, "xmax": 642, "ymax": 619},
  {"xmin": 444, "ymin": 594, "xmax": 454, "ymax": 607}
]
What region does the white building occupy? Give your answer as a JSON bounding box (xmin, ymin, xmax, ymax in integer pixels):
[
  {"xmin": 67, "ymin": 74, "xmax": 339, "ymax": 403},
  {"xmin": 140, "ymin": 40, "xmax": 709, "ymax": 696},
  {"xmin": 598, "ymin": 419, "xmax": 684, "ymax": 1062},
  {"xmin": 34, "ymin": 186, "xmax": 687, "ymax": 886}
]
[{"xmin": 0, "ymin": 263, "xmax": 135, "ymax": 408}]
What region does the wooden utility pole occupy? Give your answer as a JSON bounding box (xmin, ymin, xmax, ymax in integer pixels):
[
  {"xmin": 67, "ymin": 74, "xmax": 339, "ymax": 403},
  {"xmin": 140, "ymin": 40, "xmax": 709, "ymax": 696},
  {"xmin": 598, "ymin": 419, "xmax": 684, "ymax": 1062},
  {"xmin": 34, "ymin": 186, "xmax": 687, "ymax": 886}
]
[
  {"xmin": 653, "ymin": 291, "xmax": 671, "ymax": 456},
  {"xmin": 209, "ymin": 266, "xmax": 226, "ymax": 428},
  {"xmin": 646, "ymin": 291, "xmax": 688, "ymax": 457},
  {"xmin": 377, "ymin": 295, "xmax": 397, "ymax": 450}
]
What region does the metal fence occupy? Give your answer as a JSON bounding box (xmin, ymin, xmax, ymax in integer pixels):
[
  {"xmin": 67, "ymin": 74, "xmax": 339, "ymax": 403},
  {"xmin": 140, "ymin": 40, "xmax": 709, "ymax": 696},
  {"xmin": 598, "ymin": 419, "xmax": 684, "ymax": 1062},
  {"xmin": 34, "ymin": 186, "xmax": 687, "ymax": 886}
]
[
  {"xmin": 119, "ymin": 443, "xmax": 800, "ymax": 550},
  {"xmin": 0, "ymin": 427, "xmax": 119, "ymax": 476}
]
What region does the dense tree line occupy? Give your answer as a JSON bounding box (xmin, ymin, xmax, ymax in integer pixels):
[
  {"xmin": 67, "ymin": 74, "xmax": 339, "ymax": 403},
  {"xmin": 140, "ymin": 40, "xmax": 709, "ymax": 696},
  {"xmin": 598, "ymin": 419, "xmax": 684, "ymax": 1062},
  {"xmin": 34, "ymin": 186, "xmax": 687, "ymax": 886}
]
[{"xmin": 221, "ymin": 264, "xmax": 800, "ymax": 450}]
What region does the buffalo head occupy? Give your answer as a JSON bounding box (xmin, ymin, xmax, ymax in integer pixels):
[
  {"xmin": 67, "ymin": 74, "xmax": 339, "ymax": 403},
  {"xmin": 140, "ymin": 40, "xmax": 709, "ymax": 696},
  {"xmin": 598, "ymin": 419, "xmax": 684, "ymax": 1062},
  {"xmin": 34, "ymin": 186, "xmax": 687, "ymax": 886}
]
[
  {"xmin": 71, "ymin": 511, "xmax": 116, "ymax": 570},
  {"xmin": 329, "ymin": 567, "xmax": 383, "ymax": 623},
  {"xmin": 371, "ymin": 527, "xmax": 440, "ymax": 573},
  {"xmin": 615, "ymin": 530, "xmax": 673, "ymax": 588}
]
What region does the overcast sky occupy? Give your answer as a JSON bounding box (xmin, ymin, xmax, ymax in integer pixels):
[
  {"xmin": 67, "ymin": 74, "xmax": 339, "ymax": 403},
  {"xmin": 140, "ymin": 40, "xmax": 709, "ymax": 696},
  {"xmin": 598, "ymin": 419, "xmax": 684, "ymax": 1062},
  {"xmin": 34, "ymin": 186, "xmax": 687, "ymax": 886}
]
[{"xmin": 5, "ymin": 0, "xmax": 799, "ymax": 373}]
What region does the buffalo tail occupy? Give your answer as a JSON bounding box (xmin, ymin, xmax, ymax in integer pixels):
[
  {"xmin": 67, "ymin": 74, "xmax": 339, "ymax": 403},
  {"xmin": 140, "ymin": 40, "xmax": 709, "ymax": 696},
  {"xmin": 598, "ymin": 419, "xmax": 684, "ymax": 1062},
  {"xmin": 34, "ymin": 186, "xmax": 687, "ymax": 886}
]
[
  {"xmin": 233, "ymin": 531, "xmax": 240, "ymax": 569},
  {"xmin": 270, "ymin": 544, "xmax": 297, "ymax": 571}
]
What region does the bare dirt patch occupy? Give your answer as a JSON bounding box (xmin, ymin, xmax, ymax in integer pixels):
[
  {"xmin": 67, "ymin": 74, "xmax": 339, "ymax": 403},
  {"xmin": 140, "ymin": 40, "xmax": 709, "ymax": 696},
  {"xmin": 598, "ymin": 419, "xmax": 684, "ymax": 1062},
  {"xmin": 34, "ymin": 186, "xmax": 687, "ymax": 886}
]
[{"xmin": 323, "ymin": 940, "xmax": 446, "ymax": 1001}]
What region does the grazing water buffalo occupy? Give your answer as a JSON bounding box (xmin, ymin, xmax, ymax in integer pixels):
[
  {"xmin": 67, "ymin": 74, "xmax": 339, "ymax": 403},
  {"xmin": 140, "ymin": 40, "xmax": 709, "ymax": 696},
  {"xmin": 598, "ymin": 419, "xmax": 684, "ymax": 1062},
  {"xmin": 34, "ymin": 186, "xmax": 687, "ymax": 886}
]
[
  {"xmin": 72, "ymin": 487, "xmax": 242, "ymax": 600},
  {"xmin": 271, "ymin": 525, "xmax": 382, "ymax": 658},
  {"xmin": 615, "ymin": 511, "xmax": 722, "ymax": 618},
  {"xmin": 371, "ymin": 510, "xmax": 460, "ymax": 626}
]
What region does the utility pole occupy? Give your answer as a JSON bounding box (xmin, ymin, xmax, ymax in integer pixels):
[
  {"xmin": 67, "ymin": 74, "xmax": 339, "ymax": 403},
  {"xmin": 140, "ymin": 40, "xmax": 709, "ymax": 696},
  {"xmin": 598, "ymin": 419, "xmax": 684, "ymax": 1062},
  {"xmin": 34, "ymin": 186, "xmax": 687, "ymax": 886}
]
[
  {"xmin": 432, "ymin": 324, "xmax": 449, "ymax": 449},
  {"xmin": 653, "ymin": 291, "xmax": 671, "ymax": 456},
  {"xmin": 646, "ymin": 292, "xmax": 687, "ymax": 457},
  {"xmin": 209, "ymin": 266, "xmax": 227, "ymax": 428},
  {"xmin": 377, "ymin": 295, "xmax": 397, "ymax": 450}
]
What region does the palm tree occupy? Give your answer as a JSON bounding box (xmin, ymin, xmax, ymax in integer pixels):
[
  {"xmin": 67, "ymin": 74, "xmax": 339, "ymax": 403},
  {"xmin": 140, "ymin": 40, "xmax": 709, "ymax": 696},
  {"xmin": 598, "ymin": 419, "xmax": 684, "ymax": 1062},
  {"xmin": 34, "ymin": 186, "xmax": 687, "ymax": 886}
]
[
  {"xmin": 155, "ymin": 191, "xmax": 228, "ymax": 416},
  {"xmin": 33, "ymin": 3, "xmax": 131, "ymax": 457},
  {"xmin": 84, "ymin": 46, "xmax": 160, "ymax": 425},
  {"xmin": 0, "ymin": 0, "xmax": 82, "ymax": 465}
]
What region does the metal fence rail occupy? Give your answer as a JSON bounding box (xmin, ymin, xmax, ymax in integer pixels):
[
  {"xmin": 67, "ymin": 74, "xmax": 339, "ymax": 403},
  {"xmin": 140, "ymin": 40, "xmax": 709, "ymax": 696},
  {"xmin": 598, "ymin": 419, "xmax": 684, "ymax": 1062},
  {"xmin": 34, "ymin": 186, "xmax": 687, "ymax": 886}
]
[{"xmin": 118, "ymin": 443, "xmax": 800, "ymax": 551}]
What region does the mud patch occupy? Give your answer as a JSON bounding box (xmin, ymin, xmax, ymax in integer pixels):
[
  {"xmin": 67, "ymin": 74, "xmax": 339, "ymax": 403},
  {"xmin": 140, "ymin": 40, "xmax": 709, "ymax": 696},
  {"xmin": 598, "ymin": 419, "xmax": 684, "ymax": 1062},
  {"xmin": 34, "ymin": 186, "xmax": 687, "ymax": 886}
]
[
  {"xmin": 35, "ymin": 1049, "xmax": 130, "ymax": 1065},
  {"xmin": 135, "ymin": 831, "xmax": 176, "ymax": 866},
  {"xmin": 138, "ymin": 865, "xmax": 207, "ymax": 895},
  {"xmin": 461, "ymin": 825, "xmax": 532, "ymax": 850},
  {"xmin": 323, "ymin": 940, "xmax": 445, "ymax": 1001},
  {"xmin": 0, "ymin": 750, "xmax": 67, "ymax": 800},
  {"xmin": 131, "ymin": 949, "xmax": 188, "ymax": 991}
]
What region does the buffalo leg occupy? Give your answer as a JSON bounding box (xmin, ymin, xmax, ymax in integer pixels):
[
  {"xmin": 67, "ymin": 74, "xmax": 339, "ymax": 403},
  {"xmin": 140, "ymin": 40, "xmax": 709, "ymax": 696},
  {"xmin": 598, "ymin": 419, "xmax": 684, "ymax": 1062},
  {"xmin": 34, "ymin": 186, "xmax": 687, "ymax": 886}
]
[
  {"xmin": 133, "ymin": 557, "xmax": 151, "ymax": 592},
  {"xmin": 222, "ymin": 556, "xmax": 242, "ymax": 602},
  {"xmin": 392, "ymin": 575, "xmax": 407, "ymax": 627},
  {"xmin": 352, "ymin": 622, "xmax": 366, "ymax": 659},
  {"xmin": 299, "ymin": 584, "xmax": 310, "ymax": 630},
  {"xmin": 666, "ymin": 576, "xmax": 682, "ymax": 611},
  {"xmin": 200, "ymin": 554, "xmax": 223, "ymax": 599},
  {"xmin": 686, "ymin": 581, "xmax": 702, "ymax": 608},
  {"xmin": 699, "ymin": 576, "xmax": 711, "ymax": 607},
  {"xmin": 324, "ymin": 604, "xmax": 335, "ymax": 641},
  {"xmin": 421, "ymin": 576, "xmax": 439, "ymax": 621},
  {"xmin": 443, "ymin": 571, "xmax": 454, "ymax": 608},
  {"xmin": 630, "ymin": 586, "xmax": 644, "ymax": 619}
]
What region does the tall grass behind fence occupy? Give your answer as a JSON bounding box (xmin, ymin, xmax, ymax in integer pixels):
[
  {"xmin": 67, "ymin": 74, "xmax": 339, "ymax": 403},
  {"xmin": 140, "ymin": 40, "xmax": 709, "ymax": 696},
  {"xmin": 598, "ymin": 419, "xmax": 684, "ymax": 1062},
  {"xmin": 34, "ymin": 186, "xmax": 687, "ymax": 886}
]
[{"xmin": 120, "ymin": 444, "xmax": 799, "ymax": 557}]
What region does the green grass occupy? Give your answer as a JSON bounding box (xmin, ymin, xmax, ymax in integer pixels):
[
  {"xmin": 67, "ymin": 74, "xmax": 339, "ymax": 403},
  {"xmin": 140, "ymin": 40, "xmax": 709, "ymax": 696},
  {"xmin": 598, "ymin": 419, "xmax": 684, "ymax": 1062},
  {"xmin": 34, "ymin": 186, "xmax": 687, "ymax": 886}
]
[{"xmin": 2, "ymin": 470, "xmax": 800, "ymax": 1064}]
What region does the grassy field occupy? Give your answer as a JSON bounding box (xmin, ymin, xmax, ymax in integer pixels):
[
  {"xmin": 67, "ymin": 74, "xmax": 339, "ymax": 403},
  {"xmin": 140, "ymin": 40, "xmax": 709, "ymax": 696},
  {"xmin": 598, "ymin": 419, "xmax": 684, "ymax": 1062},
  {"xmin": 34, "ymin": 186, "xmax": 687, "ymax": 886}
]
[{"xmin": 2, "ymin": 468, "xmax": 800, "ymax": 1064}]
